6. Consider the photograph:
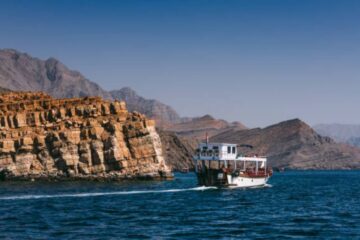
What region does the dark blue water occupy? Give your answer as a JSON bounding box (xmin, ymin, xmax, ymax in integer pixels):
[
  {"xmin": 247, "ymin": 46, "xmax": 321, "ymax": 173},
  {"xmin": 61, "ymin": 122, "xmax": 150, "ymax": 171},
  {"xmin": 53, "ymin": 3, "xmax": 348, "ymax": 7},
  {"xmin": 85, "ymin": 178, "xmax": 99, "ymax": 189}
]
[{"xmin": 0, "ymin": 171, "xmax": 360, "ymax": 239}]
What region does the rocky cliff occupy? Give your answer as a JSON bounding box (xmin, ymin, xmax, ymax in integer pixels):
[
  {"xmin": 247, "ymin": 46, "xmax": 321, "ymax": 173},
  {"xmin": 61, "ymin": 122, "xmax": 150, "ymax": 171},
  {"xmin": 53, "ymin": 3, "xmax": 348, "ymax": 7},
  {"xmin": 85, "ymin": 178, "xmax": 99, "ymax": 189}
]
[
  {"xmin": 0, "ymin": 92, "xmax": 171, "ymax": 180},
  {"xmin": 158, "ymin": 130, "xmax": 196, "ymax": 171},
  {"xmin": 211, "ymin": 119, "xmax": 360, "ymax": 170}
]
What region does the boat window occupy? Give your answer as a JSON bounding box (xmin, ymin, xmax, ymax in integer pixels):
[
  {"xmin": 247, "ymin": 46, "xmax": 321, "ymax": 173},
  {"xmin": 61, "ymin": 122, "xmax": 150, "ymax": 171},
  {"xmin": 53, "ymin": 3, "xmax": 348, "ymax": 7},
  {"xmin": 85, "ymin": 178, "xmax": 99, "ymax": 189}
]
[
  {"xmin": 227, "ymin": 146, "xmax": 231, "ymax": 154},
  {"xmin": 232, "ymin": 147, "xmax": 236, "ymax": 154},
  {"xmin": 201, "ymin": 150, "xmax": 206, "ymax": 156}
]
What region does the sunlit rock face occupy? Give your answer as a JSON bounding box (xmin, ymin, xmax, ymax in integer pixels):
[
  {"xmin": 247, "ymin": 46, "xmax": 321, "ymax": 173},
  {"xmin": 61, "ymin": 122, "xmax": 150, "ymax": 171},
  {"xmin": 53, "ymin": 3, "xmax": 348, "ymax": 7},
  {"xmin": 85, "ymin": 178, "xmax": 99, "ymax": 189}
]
[{"xmin": 0, "ymin": 92, "xmax": 172, "ymax": 180}]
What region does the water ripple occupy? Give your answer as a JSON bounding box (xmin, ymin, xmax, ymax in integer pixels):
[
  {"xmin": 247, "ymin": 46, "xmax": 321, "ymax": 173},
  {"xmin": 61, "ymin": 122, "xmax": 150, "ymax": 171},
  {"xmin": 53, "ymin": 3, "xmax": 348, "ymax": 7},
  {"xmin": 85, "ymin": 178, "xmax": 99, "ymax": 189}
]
[{"xmin": 0, "ymin": 171, "xmax": 360, "ymax": 239}]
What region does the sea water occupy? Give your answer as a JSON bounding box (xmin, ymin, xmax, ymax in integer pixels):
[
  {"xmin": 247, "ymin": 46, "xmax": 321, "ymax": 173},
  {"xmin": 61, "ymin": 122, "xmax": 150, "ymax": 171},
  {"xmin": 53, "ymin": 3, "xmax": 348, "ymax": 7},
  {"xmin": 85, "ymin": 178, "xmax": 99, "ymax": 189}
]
[{"xmin": 0, "ymin": 171, "xmax": 359, "ymax": 239}]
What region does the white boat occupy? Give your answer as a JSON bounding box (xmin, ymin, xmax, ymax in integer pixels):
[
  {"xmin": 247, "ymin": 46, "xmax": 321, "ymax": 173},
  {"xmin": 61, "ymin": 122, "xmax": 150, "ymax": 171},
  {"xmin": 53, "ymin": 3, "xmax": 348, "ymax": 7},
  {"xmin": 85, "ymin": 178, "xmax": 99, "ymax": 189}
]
[{"xmin": 193, "ymin": 140, "xmax": 272, "ymax": 188}]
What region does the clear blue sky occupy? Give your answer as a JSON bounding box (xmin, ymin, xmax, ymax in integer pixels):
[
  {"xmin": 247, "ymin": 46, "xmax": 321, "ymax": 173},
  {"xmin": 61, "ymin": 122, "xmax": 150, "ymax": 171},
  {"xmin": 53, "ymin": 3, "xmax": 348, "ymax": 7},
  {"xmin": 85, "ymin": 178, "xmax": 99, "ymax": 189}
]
[{"xmin": 1, "ymin": 0, "xmax": 359, "ymax": 127}]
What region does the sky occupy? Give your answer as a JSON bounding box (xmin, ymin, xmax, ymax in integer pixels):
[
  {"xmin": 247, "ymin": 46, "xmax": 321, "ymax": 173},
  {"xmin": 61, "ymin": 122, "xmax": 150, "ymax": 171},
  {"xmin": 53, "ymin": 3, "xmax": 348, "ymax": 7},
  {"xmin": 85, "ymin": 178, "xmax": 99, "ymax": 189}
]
[{"xmin": 0, "ymin": 0, "xmax": 359, "ymax": 127}]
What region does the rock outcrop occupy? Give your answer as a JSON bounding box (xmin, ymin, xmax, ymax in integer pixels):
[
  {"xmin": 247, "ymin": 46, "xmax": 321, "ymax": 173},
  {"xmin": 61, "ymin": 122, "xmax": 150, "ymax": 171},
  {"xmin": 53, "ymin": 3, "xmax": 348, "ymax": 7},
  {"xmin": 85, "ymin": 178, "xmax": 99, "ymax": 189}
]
[{"xmin": 0, "ymin": 92, "xmax": 171, "ymax": 180}]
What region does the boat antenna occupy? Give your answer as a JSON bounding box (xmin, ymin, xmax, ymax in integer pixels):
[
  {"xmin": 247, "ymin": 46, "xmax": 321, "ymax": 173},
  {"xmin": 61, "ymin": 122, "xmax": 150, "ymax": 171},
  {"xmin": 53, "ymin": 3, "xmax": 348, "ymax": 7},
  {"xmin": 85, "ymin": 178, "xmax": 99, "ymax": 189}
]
[{"xmin": 206, "ymin": 132, "xmax": 209, "ymax": 145}]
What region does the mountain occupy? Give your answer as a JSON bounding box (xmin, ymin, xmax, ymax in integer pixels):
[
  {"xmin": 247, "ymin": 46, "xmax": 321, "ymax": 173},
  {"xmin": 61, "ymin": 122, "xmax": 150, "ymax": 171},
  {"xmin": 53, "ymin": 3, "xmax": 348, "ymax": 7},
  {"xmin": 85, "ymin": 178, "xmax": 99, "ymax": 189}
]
[
  {"xmin": 0, "ymin": 49, "xmax": 183, "ymax": 127},
  {"xmin": 314, "ymin": 124, "xmax": 360, "ymax": 146},
  {"xmin": 211, "ymin": 119, "xmax": 360, "ymax": 170},
  {"xmin": 110, "ymin": 87, "xmax": 181, "ymax": 127},
  {"xmin": 2, "ymin": 49, "xmax": 360, "ymax": 170},
  {"xmin": 158, "ymin": 130, "xmax": 196, "ymax": 171},
  {"xmin": 0, "ymin": 49, "xmax": 240, "ymax": 131},
  {"xmin": 0, "ymin": 49, "xmax": 112, "ymax": 99},
  {"xmin": 166, "ymin": 114, "xmax": 247, "ymax": 140}
]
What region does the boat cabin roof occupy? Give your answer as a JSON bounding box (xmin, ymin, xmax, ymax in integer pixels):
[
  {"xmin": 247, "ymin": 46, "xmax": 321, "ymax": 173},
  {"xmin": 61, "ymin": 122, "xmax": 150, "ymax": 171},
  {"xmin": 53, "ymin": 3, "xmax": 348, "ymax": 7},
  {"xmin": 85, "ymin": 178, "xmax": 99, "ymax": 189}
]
[
  {"xmin": 198, "ymin": 142, "xmax": 237, "ymax": 147},
  {"xmin": 196, "ymin": 142, "xmax": 267, "ymax": 162}
]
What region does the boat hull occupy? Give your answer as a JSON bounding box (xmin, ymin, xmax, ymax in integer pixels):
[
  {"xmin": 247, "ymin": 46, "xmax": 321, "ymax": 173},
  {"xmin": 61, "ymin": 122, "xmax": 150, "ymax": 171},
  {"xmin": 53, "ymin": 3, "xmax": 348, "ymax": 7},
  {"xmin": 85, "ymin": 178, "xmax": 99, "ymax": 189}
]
[
  {"xmin": 196, "ymin": 169, "xmax": 271, "ymax": 188},
  {"xmin": 226, "ymin": 175, "xmax": 269, "ymax": 188}
]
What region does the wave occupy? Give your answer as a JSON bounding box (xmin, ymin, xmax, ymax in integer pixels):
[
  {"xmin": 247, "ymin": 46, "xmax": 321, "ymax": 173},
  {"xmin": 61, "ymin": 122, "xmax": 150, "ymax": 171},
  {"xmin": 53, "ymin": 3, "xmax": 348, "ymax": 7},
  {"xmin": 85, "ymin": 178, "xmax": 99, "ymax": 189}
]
[
  {"xmin": 246, "ymin": 183, "xmax": 273, "ymax": 189},
  {"xmin": 0, "ymin": 186, "xmax": 217, "ymax": 201}
]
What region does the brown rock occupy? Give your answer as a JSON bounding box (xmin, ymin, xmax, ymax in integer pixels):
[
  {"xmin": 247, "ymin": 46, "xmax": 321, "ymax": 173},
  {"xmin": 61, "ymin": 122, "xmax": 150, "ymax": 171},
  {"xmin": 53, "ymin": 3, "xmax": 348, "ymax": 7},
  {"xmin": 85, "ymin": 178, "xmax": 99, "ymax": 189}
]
[{"xmin": 0, "ymin": 92, "xmax": 172, "ymax": 180}]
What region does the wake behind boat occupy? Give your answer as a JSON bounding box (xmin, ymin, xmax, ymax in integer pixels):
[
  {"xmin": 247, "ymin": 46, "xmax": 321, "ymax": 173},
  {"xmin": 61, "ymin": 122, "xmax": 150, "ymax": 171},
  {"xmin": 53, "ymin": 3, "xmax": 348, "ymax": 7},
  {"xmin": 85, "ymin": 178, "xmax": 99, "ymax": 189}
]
[{"xmin": 193, "ymin": 137, "xmax": 272, "ymax": 188}]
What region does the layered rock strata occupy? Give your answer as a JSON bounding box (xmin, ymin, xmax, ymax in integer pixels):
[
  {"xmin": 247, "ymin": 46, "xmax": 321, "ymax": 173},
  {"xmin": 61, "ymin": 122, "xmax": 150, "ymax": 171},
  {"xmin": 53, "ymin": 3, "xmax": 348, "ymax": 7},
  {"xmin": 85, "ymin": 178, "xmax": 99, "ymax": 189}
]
[{"xmin": 0, "ymin": 92, "xmax": 172, "ymax": 180}]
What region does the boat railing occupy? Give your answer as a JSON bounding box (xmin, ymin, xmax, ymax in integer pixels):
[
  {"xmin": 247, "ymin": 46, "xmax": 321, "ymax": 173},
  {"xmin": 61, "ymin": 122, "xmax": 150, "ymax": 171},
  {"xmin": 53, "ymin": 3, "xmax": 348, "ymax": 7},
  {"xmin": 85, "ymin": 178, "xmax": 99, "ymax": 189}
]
[
  {"xmin": 239, "ymin": 167, "xmax": 273, "ymax": 177},
  {"xmin": 237, "ymin": 153, "xmax": 267, "ymax": 158}
]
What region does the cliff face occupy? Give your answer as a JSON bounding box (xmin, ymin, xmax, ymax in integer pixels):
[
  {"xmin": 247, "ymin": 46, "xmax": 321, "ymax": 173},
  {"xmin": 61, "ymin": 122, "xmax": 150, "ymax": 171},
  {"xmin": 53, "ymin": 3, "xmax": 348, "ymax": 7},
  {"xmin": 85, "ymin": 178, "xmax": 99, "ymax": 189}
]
[
  {"xmin": 0, "ymin": 49, "xmax": 112, "ymax": 100},
  {"xmin": 0, "ymin": 92, "xmax": 171, "ymax": 180},
  {"xmin": 158, "ymin": 130, "xmax": 196, "ymax": 171},
  {"xmin": 211, "ymin": 119, "xmax": 360, "ymax": 170}
]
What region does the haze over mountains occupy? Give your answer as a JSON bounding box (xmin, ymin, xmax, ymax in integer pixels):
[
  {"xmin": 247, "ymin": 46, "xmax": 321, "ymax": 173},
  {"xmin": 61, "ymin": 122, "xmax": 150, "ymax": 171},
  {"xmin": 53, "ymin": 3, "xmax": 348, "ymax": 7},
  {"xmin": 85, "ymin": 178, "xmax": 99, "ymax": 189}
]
[
  {"xmin": 314, "ymin": 124, "xmax": 360, "ymax": 147},
  {"xmin": 1, "ymin": 48, "xmax": 360, "ymax": 170}
]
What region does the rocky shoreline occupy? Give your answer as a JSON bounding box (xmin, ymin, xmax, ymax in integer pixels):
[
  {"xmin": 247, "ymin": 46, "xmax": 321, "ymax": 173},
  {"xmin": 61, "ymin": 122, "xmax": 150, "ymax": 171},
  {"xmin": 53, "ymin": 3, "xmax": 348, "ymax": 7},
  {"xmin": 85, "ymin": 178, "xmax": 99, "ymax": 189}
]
[{"xmin": 0, "ymin": 171, "xmax": 174, "ymax": 182}]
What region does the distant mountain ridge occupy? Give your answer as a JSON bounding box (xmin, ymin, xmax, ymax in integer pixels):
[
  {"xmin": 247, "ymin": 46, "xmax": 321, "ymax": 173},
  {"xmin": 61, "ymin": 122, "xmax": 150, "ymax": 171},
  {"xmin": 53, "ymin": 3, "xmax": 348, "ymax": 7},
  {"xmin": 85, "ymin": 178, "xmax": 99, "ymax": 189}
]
[
  {"xmin": 0, "ymin": 49, "xmax": 202, "ymax": 128},
  {"xmin": 0, "ymin": 49, "xmax": 112, "ymax": 99},
  {"xmin": 109, "ymin": 88, "xmax": 248, "ymax": 131},
  {"xmin": 110, "ymin": 87, "xmax": 182, "ymax": 127},
  {"xmin": 0, "ymin": 49, "xmax": 246, "ymax": 130},
  {"xmin": 166, "ymin": 114, "xmax": 247, "ymax": 140},
  {"xmin": 314, "ymin": 124, "xmax": 360, "ymax": 147}
]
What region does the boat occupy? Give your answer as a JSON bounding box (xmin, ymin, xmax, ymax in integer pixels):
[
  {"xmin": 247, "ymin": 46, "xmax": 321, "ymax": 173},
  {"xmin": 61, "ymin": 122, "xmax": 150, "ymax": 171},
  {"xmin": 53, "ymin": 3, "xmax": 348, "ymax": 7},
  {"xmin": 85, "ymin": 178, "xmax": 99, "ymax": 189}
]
[{"xmin": 193, "ymin": 138, "xmax": 272, "ymax": 188}]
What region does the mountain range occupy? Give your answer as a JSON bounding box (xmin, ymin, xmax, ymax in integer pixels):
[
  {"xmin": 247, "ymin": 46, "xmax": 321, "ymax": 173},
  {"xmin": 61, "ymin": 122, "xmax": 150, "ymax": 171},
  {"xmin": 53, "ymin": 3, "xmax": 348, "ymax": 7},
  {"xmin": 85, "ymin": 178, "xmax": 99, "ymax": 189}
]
[
  {"xmin": 0, "ymin": 48, "xmax": 235, "ymax": 129},
  {"xmin": 1, "ymin": 48, "xmax": 360, "ymax": 170},
  {"xmin": 213, "ymin": 119, "xmax": 360, "ymax": 169},
  {"xmin": 0, "ymin": 49, "xmax": 112, "ymax": 99}
]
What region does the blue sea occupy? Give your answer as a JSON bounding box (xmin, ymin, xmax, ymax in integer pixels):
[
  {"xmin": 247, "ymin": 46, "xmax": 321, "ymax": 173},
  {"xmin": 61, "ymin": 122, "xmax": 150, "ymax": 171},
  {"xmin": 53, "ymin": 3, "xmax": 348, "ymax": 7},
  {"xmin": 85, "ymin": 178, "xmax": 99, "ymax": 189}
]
[{"xmin": 0, "ymin": 171, "xmax": 359, "ymax": 239}]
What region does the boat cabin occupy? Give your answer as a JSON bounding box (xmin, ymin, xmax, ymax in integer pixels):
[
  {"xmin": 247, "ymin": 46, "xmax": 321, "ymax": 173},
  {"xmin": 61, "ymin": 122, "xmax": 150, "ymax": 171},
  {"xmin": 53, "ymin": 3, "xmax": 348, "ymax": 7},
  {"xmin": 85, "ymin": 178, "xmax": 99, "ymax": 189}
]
[{"xmin": 196, "ymin": 143, "xmax": 238, "ymax": 161}]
